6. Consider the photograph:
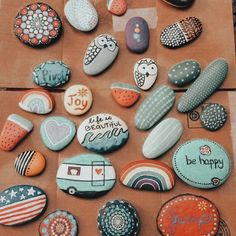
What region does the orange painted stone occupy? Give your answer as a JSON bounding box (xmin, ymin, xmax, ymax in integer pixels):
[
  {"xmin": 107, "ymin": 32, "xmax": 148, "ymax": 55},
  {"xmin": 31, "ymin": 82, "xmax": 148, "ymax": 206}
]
[{"xmin": 107, "ymin": 0, "xmax": 127, "ymax": 16}]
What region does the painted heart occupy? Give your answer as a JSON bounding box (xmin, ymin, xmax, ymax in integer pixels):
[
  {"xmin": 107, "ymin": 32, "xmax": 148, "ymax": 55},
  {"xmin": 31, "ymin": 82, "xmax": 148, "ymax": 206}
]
[{"xmin": 95, "ymin": 168, "xmax": 103, "ymax": 175}]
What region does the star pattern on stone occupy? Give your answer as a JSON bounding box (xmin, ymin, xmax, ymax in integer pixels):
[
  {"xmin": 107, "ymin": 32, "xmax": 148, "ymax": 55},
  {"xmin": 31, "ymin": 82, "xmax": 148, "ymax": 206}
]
[
  {"xmin": 0, "ymin": 196, "xmax": 6, "ymax": 203},
  {"xmin": 9, "ymin": 189, "xmax": 17, "ymax": 199},
  {"xmin": 27, "ymin": 187, "xmax": 36, "ymax": 196}
]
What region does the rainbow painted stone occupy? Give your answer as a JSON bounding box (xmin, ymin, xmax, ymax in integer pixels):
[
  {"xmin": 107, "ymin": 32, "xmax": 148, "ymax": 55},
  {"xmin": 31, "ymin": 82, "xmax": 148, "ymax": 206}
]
[{"xmin": 120, "ymin": 160, "xmax": 175, "ymax": 191}]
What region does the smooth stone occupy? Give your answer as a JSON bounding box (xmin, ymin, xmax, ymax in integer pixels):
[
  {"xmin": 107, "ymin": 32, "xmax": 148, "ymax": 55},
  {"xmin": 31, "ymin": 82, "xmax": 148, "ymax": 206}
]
[
  {"xmin": 133, "ymin": 58, "xmax": 158, "ymax": 90},
  {"xmin": 39, "ymin": 210, "xmax": 78, "ymax": 236},
  {"xmin": 120, "ymin": 160, "xmax": 175, "ymax": 191},
  {"xmin": 64, "ymin": 84, "xmax": 93, "ymax": 115},
  {"xmin": 19, "ymin": 88, "xmax": 55, "ymax": 115},
  {"xmin": 111, "ymin": 82, "xmax": 141, "ymax": 107},
  {"xmin": 162, "ymin": 0, "xmax": 195, "ymax": 8},
  {"xmin": 200, "ymin": 103, "xmax": 227, "ymax": 131},
  {"xmin": 33, "ymin": 60, "xmax": 70, "ymax": 88},
  {"xmin": 135, "ymin": 85, "xmax": 175, "ymax": 130},
  {"xmin": 0, "ymin": 114, "xmax": 33, "ymax": 151},
  {"xmin": 0, "ymin": 185, "xmax": 47, "ymax": 226},
  {"xmin": 77, "ymin": 113, "xmax": 129, "ymax": 153},
  {"xmin": 40, "ymin": 116, "xmax": 76, "ymax": 151},
  {"xmin": 56, "ymin": 154, "xmax": 116, "ymax": 198},
  {"xmin": 172, "ymin": 139, "xmax": 231, "ymax": 189},
  {"xmin": 143, "ymin": 118, "xmax": 183, "ymax": 159},
  {"xmin": 177, "ymin": 59, "xmax": 228, "ymax": 112},
  {"xmin": 217, "ymin": 219, "xmax": 231, "ymax": 236},
  {"xmin": 168, "ymin": 60, "xmax": 201, "ymax": 87},
  {"xmin": 14, "ymin": 3, "xmax": 62, "ymax": 47},
  {"xmin": 107, "ymin": 0, "xmax": 127, "ymax": 16},
  {"xmin": 125, "ymin": 17, "xmax": 149, "ymax": 53},
  {"xmin": 15, "ymin": 150, "xmax": 46, "ymax": 177},
  {"xmin": 64, "ymin": 0, "xmax": 98, "ymax": 32},
  {"xmin": 97, "ymin": 200, "xmax": 140, "ymax": 236},
  {"xmin": 160, "ymin": 16, "xmax": 202, "ymax": 49},
  {"xmin": 83, "ymin": 34, "xmax": 119, "ymax": 75},
  {"xmin": 157, "ymin": 194, "xmax": 220, "ymax": 236}
]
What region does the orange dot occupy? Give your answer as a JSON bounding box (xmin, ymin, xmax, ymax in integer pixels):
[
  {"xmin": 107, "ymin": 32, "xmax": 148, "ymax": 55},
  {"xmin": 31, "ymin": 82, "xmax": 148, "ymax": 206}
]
[
  {"xmin": 134, "ymin": 28, "xmax": 141, "ymax": 33},
  {"xmin": 49, "ymin": 30, "xmax": 57, "ymax": 37},
  {"xmin": 30, "ymin": 4, "xmax": 38, "ymax": 11},
  {"xmin": 52, "ymin": 20, "xmax": 60, "ymax": 28},
  {"xmin": 40, "ymin": 4, "xmax": 48, "ymax": 11},
  {"xmin": 31, "ymin": 38, "xmax": 39, "ymax": 45},
  {"xmin": 42, "ymin": 36, "xmax": 49, "ymax": 43},
  {"xmin": 21, "ymin": 8, "xmax": 28, "ymax": 15},
  {"xmin": 48, "ymin": 10, "xmax": 56, "ymax": 17},
  {"xmin": 22, "ymin": 34, "xmax": 29, "ymax": 42},
  {"xmin": 15, "ymin": 19, "xmax": 22, "ymax": 26},
  {"xmin": 15, "ymin": 28, "xmax": 23, "ymax": 35}
]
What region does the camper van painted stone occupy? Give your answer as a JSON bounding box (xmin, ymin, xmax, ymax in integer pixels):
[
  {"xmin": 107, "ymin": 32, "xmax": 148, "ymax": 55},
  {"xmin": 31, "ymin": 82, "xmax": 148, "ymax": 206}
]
[{"xmin": 56, "ymin": 154, "xmax": 116, "ymax": 198}]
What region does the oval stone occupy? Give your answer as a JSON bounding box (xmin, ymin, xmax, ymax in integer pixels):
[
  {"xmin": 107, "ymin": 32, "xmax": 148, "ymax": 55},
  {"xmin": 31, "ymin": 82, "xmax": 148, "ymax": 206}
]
[
  {"xmin": 33, "ymin": 60, "xmax": 70, "ymax": 88},
  {"xmin": 125, "ymin": 17, "xmax": 149, "ymax": 53},
  {"xmin": 168, "ymin": 60, "xmax": 201, "ymax": 86},
  {"xmin": 64, "ymin": 0, "xmax": 98, "ymax": 32},
  {"xmin": 120, "ymin": 160, "xmax": 175, "ymax": 191},
  {"xmin": 143, "ymin": 118, "xmax": 183, "ymax": 159},
  {"xmin": 135, "ymin": 85, "xmax": 175, "ymax": 130},
  {"xmin": 83, "ymin": 34, "xmax": 119, "ymax": 75},
  {"xmin": 177, "ymin": 59, "xmax": 229, "ymax": 113},
  {"xmin": 162, "ymin": 0, "xmax": 195, "ymax": 8},
  {"xmin": 56, "ymin": 154, "xmax": 116, "ymax": 198},
  {"xmin": 0, "ymin": 185, "xmax": 47, "ymax": 226},
  {"xmin": 107, "ymin": 0, "xmax": 127, "ymax": 16},
  {"xmin": 77, "ymin": 113, "xmax": 129, "ymax": 153},
  {"xmin": 172, "ymin": 139, "xmax": 231, "ymax": 189},
  {"xmin": 40, "ymin": 116, "xmax": 76, "ymax": 151}
]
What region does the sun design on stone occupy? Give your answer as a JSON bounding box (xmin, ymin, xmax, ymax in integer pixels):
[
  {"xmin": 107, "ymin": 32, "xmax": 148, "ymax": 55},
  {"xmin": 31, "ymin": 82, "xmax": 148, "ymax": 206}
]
[
  {"xmin": 78, "ymin": 88, "xmax": 88, "ymax": 97},
  {"xmin": 197, "ymin": 201, "xmax": 208, "ymax": 211}
]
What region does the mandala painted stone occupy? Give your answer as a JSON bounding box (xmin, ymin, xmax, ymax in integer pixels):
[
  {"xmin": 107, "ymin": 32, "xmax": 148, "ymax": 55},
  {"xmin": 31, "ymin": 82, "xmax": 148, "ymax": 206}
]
[
  {"xmin": 162, "ymin": 0, "xmax": 195, "ymax": 8},
  {"xmin": 14, "ymin": 2, "xmax": 62, "ymax": 47},
  {"xmin": 97, "ymin": 200, "xmax": 140, "ymax": 236},
  {"xmin": 217, "ymin": 219, "xmax": 231, "ymax": 236},
  {"xmin": 157, "ymin": 194, "xmax": 220, "ymax": 236},
  {"xmin": 107, "ymin": 0, "xmax": 127, "ymax": 16},
  {"xmin": 39, "ymin": 210, "xmax": 78, "ymax": 236},
  {"xmin": 0, "ymin": 185, "xmax": 47, "ymax": 226}
]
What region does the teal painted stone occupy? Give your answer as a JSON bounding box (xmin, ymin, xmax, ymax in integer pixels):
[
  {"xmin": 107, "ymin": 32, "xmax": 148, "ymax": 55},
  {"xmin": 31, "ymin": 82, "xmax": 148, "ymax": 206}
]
[
  {"xmin": 56, "ymin": 154, "xmax": 116, "ymax": 198},
  {"xmin": 177, "ymin": 58, "xmax": 228, "ymax": 112},
  {"xmin": 168, "ymin": 60, "xmax": 201, "ymax": 86},
  {"xmin": 135, "ymin": 85, "xmax": 175, "ymax": 130},
  {"xmin": 40, "ymin": 116, "xmax": 76, "ymax": 151},
  {"xmin": 172, "ymin": 139, "xmax": 231, "ymax": 189},
  {"xmin": 77, "ymin": 113, "xmax": 129, "ymax": 153},
  {"xmin": 33, "ymin": 61, "xmax": 70, "ymax": 88}
]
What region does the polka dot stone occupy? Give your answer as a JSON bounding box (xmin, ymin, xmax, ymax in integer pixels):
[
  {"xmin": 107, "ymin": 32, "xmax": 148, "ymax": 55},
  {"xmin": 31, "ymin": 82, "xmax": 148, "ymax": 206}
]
[{"xmin": 201, "ymin": 103, "xmax": 227, "ymax": 131}]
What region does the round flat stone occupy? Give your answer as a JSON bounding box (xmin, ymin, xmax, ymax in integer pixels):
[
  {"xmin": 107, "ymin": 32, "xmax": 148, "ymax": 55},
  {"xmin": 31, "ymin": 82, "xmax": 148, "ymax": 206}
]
[
  {"xmin": 97, "ymin": 200, "xmax": 140, "ymax": 236},
  {"xmin": 107, "ymin": 0, "xmax": 127, "ymax": 16},
  {"xmin": 200, "ymin": 103, "xmax": 227, "ymax": 131}
]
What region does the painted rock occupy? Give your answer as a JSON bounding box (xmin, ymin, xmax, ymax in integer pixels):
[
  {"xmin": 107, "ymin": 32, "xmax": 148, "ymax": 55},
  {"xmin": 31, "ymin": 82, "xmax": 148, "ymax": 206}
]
[
  {"xmin": 40, "ymin": 116, "xmax": 76, "ymax": 151},
  {"xmin": 178, "ymin": 59, "xmax": 228, "ymax": 112},
  {"xmin": 172, "ymin": 139, "xmax": 231, "ymax": 189},
  {"xmin": 200, "ymin": 103, "xmax": 227, "ymax": 131},
  {"xmin": 162, "ymin": 0, "xmax": 195, "ymax": 8},
  {"xmin": 33, "ymin": 60, "xmax": 70, "ymax": 88},
  {"xmin": 120, "ymin": 160, "xmax": 175, "ymax": 191},
  {"xmin": 83, "ymin": 34, "xmax": 119, "ymax": 75},
  {"xmin": 135, "ymin": 85, "xmax": 175, "ymax": 130},
  {"xmin": 160, "ymin": 17, "xmax": 202, "ymax": 49},
  {"xmin": 97, "ymin": 200, "xmax": 140, "ymax": 236},
  {"xmin": 111, "ymin": 82, "xmax": 141, "ymax": 107},
  {"xmin": 168, "ymin": 60, "xmax": 201, "ymax": 87},
  {"xmin": 143, "ymin": 118, "xmax": 183, "ymax": 159},
  {"xmin": 56, "ymin": 154, "xmax": 116, "ymax": 198},
  {"xmin": 14, "ymin": 2, "xmax": 62, "ymax": 47},
  {"xmin": 19, "ymin": 88, "xmax": 55, "ymax": 115},
  {"xmin": 157, "ymin": 194, "xmax": 220, "ymax": 236},
  {"xmin": 39, "ymin": 210, "xmax": 78, "ymax": 236},
  {"xmin": 107, "ymin": 0, "xmax": 127, "ymax": 16},
  {"xmin": 15, "ymin": 150, "xmax": 46, "ymax": 177},
  {"xmin": 77, "ymin": 113, "xmax": 129, "ymax": 153},
  {"xmin": 0, "ymin": 114, "xmax": 33, "ymax": 151},
  {"xmin": 217, "ymin": 219, "xmax": 231, "ymax": 236},
  {"xmin": 0, "ymin": 185, "xmax": 47, "ymax": 226},
  {"xmin": 133, "ymin": 58, "xmax": 158, "ymax": 90},
  {"xmin": 64, "ymin": 0, "xmax": 98, "ymax": 32},
  {"xmin": 125, "ymin": 17, "xmax": 149, "ymax": 53}
]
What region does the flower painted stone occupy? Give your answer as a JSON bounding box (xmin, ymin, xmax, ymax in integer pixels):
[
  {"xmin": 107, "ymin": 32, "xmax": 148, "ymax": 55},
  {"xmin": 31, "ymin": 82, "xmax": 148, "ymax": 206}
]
[
  {"xmin": 172, "ymin": 139, "xmax": 231, "ymax": 189},
  {"xmin": 143, "ymin": 118, "xmax": 183, "ymax": 159},
  {"xmin": 111, "ymin": 82, "xmax": 141, "ymax": 107},
  {"xmin": 83, "ymin": 34, "xmax": 119, "ymax": 75},
  {"xmin": 33, "ymin": 60, "xmax": 70, "ymax": 88},
  {"xmin": 14, "ymin": 2, "xmax": 62, "ymax": 47},
  {"xmin": 134, "ymin": 58, "xmax": 158, "ymax": 90},
  {"xmin": 160, "ymin": 17, "xmax": 202, "ymax": 49},
  {"xmin": 162, "ymin": 0, "xmax": 195, "ymax": 8},
  {"xmin": 56, "ymin": 154, "xmax": 116, "ymax": 198},
  {"xmin": 77, "ymin": 113, "xmax": 129, "ymax": 153},
  {"xmin": 135, "ymin": 85, "xmax": 175, "ymax": 130},
  {"xmin": 15, "ymin": 150, "xmax": 46, "ymax": 177},
  {"xmin": 64, "ymin": 0, "xmax": 98, "ymax": 32},
  {"xmin": 120, "ymin": 160, "xmax": 175, "ymax": 191},
  {"xmin": 40, "ymin": 116, "xmax": 76, "ymax": 151},
  {"xmin": 107, "ymin": 0, "xmax": 127, "ymax": 16},
  {"xmin": 0, "ymin": 185, "xmax": 47, "ymax": 226}
]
